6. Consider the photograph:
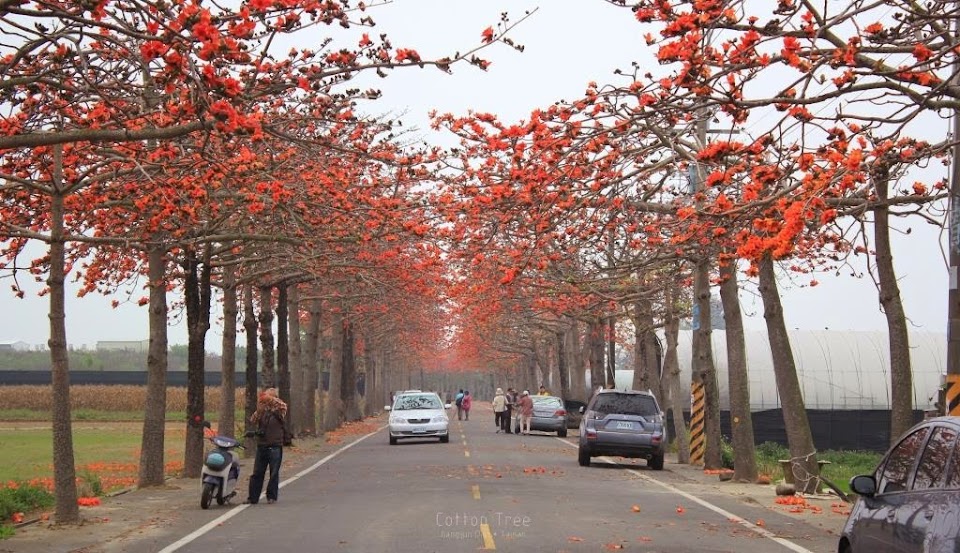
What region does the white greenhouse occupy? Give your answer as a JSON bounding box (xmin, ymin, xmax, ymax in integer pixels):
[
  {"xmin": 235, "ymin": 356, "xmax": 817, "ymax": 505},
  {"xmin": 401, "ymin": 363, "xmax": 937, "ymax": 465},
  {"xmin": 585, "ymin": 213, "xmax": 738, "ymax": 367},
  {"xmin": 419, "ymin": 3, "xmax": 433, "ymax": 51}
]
[{"xmin": 615, "ymin": 329, "xmax": 946, "ymax": 412}]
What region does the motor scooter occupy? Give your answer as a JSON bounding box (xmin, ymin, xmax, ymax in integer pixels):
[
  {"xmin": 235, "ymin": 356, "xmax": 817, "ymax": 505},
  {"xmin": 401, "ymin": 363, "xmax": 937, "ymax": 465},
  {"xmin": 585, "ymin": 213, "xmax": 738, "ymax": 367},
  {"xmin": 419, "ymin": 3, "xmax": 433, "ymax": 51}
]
[{"xmin": 200, "ymin": 421, "xmax": 244, "ymax": 509}]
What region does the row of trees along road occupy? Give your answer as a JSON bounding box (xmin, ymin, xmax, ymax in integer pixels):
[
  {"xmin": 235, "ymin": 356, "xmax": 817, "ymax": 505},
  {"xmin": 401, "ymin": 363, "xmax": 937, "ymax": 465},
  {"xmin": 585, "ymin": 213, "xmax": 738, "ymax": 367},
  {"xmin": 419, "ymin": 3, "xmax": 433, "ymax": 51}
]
[
  {"xmin": 0, "ymin": 0, "xmax": 531, "ymax": 523},
  {"xmin": 429, "ymin": 0, "xmax": 956, "ymax": 494},
  {"xmin": 0, "ymin": 0, "xmax": 956, "ymax": 519}
]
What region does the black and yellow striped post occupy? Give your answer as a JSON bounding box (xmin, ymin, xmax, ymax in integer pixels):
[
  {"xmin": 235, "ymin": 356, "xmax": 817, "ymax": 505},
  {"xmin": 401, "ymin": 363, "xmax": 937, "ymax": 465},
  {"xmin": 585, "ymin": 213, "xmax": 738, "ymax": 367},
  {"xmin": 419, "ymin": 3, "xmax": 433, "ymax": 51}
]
[
  {"xmin": 947, "ymin": 374, "xmax": 960, "ymax": 416},
  {"xmin": 690, "ymin": 381, "xmax": 706, "ymax": 466}
]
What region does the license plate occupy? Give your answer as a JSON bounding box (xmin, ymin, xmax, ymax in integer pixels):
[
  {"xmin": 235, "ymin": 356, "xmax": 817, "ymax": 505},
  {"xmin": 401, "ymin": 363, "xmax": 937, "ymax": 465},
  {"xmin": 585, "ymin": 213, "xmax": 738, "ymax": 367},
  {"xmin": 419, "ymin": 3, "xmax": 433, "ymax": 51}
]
[
  {"xmin": 616, "ymin": 421, "xmax": 633, "ymax": 430},
  {"xmin": 412, "ymin": 429, "xmax": 427, "ymax": 434}
]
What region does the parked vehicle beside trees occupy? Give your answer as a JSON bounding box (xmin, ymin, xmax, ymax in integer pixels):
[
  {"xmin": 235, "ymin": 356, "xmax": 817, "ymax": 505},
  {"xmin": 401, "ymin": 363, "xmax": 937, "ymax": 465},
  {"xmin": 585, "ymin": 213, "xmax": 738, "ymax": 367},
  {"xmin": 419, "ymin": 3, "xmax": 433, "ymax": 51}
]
[
  {"xmin": 839, "ymin": 416, "xmax": 960, "ymax": 553},
  {"xmin": 578, "ymin": 389, "xmax": 666, "ymax": 470},
  {"xmin": 514, "ymin": 395, "xmax": 567, "ymax": 437}
]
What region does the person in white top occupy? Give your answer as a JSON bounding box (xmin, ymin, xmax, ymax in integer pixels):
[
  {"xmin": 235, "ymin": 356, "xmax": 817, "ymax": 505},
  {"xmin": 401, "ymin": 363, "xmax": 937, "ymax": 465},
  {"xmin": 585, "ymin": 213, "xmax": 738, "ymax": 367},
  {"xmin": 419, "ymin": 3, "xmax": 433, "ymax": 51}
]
[{"xmin": 492, "ymin": 388, "xmax": 507, "ymax": 433}]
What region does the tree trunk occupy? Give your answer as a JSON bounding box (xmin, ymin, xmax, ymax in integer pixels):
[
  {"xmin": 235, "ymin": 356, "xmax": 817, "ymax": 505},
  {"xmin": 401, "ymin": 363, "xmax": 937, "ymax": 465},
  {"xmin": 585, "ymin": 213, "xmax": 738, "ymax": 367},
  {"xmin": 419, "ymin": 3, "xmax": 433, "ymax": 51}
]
[
  {"xmin": 276, "ymin": 284, "xmax": 291, "ymax": 411},
  {"xmin": 663, "ymin": 307, "xmax": 691, "ymax": 464},
  {"xmin": 183, "ymin": 246, "xmax": 211, "ymax": 479},
  {"xmin": 568, "ymin": 322, "xmax": 587, "ymax": 401},
  {"xmin": 693, "ymin": 256, "xmax": 722, "ymax": 469},
  {"xmin": 341, "ymin": 318, "xmax": 361, "ymax": 421},
  {"xmin": 324, "ymin": 309, "xmax": 344, "ymax": 431},
  {"xmin": 719, "ymin": 259, "xmax": 757, "ymax": 482},
  {"xmin": 287, "ymin": 286, "xmax": 303, "ymax": 435},
  {"xmin": 632, "ymin": 299, "xmax": 647, "ymax": 392},
  {"xmin": 632, "ymin": 296, "xmax": 663, "ymax": 398},
  {"xmin": 364, "ymin": 333, "xmax": 378, "ymax": 416},
  {"xmin": 302, "ymin": 299, "xmax": 321, "ymax": 436},
  {"xmin": 48, "ymin": 149, "xmax": 79, "ymax": 522},
  {"xmin": 242, "ymin": 284, "xmax": 259, "ymax": 455},
  {"xmin": 588, "ymin": 318, "xmax": 605, "ymax": 394},
  {"xmin": 219, "ymin": 264, "xmax": 237, "ymax": 439},
  {"xmin": 139, "ymin": 245, "xmax": 169, "ymax": 486},
  {"xmin": 873, "ymin": 168, "xmax": 914, "ymax": 444},
  {"xmin": 556, "ymin": 331, "xmax": 571, "ymax": 400},
  {"xmin": 259, "ymin": 285, "xmax": 276, "ymax": 388},
  {"xmin": 532, "ymin": 338, "xmax": 547, "ymax": 389},
  {"xmin": 606, "ymin": 316, "xmax": 617, "ymax": 387},
  {"xmin": 758, "ymin": 254, "xmax": 819, "ymax": 493}
]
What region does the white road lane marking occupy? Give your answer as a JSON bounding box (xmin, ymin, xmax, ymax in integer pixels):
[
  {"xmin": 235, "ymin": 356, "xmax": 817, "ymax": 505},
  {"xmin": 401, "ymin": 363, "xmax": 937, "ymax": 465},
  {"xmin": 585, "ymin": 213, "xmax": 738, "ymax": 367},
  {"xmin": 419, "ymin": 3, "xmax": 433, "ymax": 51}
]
[
  {"xmin": 553, "ymin": 437, "xmax": 816, "ymax": 553},
  {"xmin": 157, "ymin": 424, "xmax": 386, "ymax": 553}
]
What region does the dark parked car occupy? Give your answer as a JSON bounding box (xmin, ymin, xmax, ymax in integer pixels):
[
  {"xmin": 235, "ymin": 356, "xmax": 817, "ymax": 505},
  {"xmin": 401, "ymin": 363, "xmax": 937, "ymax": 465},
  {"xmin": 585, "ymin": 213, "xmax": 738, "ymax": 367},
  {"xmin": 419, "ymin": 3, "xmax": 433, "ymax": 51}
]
[
  {"xmin": 564, "ymin": 400, "xmax": 586, "ymax": 429},
  {"xmin": 839, "ymin": 416, "xmax": 960, "ymax": 553},
  {"xmin": 577, "ymin": 389, "xmax": 666, "ymax": 470},
  {"xmin": 516, "ymin": 395, "xmax": 568, "ymax": 437}
]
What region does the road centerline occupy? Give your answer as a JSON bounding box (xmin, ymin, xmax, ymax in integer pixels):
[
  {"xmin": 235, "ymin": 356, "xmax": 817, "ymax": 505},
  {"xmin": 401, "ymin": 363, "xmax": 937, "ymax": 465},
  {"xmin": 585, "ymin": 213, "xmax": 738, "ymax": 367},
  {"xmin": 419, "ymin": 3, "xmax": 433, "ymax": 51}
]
[{"xmin": 480, "ymin": 522, "xmax": 496, "ymax": 550}]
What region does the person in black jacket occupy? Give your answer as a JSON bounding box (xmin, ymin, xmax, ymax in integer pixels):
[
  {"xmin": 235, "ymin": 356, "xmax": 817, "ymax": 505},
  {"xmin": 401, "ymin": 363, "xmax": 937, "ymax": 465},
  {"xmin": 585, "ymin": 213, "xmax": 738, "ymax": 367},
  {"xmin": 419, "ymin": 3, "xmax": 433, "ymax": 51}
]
[
  {"xmin": 503, "ymin": 388, "xmax": 516, "ymax": 434},
  {"xmin": 244, "ymin": 388, "xmax": 289, "ymax": 505}
]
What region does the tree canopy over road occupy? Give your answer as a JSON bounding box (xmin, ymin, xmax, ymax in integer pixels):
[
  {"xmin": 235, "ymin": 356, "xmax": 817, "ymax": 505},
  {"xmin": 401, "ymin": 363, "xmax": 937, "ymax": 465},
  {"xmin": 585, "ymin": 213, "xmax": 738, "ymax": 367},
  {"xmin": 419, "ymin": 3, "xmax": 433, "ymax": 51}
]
[{"xmin": 1, "ymin": 0, "xmax": 955, "ymax": 518}]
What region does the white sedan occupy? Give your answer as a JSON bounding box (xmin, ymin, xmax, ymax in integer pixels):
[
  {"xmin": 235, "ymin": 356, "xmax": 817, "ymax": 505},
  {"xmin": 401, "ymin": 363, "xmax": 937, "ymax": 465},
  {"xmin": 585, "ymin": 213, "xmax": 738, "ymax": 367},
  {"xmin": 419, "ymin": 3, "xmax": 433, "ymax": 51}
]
[{"xmin": 385, "ymin": 392, "xmax": 451, "ymax": 445}]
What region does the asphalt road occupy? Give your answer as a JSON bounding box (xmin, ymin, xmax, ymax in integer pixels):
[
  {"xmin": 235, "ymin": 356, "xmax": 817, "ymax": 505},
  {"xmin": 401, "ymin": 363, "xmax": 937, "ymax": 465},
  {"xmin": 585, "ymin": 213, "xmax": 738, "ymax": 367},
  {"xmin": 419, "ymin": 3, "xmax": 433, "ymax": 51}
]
[{"xmin": 118, "ymin": 409, "xmax": 843, "ymax": 553}]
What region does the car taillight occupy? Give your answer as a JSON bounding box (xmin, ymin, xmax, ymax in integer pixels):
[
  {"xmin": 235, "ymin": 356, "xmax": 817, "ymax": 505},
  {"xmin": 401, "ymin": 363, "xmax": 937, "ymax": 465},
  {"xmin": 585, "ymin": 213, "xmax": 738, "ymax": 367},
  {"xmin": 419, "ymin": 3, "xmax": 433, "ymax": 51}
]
[
  {"xmin": 554, "ymin": 409, "xmax": 566, "ymax": 417},
  {"xmin": 585, "ymin": 429, "xmax": 597, "ymax": 440},
  {"xmin": 652, "ymin": 434, "xmax": 662, "ymax": 444}
]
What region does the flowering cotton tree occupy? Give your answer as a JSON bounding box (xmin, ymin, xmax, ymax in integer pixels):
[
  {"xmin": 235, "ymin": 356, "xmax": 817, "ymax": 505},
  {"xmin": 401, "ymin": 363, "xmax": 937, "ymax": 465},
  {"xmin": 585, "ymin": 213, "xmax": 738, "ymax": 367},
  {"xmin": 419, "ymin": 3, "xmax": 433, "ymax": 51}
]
[{"xmin": 0, "ymin": 0, "xmax": 529, "ymax": 521}]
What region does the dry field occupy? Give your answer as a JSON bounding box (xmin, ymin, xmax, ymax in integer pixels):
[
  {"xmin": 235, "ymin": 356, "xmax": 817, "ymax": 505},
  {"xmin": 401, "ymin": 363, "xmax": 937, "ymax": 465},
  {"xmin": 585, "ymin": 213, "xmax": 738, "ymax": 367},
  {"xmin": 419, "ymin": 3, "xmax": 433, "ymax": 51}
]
[{"xmin": 0, "ymin": 385, "xmax": 245, "ymax": 413}]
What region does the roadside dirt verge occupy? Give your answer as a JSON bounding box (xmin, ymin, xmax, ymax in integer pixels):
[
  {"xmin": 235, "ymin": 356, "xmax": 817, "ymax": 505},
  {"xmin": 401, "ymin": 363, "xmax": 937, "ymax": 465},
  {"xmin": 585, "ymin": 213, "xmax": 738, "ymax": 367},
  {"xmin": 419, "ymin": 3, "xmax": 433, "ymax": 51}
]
[{"xmin": 1, "ymin": 417, "xmax": 386, "ymax": 553}]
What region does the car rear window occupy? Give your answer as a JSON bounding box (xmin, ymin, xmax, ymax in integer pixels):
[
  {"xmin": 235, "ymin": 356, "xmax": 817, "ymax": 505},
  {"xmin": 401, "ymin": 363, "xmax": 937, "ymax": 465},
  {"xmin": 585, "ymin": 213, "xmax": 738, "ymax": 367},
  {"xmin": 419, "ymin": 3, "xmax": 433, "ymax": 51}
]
[
  {"xmin": 590, "ymin": 393, "xmax": 658, "ymax": 416},
  {"xmin": 395, "ymin": 394, "xmax": 441, "ymax": 410},
  {"xmin": 532, "ymin": 396, "xmax": 562, "ymax": 408}
]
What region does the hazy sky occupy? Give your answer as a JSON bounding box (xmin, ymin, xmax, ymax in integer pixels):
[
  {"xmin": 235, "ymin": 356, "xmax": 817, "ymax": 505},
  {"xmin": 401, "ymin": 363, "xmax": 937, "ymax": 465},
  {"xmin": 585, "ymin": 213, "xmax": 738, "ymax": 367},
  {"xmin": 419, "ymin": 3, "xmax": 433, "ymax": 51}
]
[{"xmin": 0, "ymin": 0, "xmax": 950, "ymax": 349}]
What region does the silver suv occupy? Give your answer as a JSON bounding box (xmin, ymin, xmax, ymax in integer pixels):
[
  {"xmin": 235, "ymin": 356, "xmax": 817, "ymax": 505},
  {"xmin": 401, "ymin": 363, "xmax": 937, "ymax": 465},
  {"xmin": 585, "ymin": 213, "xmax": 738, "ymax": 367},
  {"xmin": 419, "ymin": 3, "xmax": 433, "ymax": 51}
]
[{"xmin": 577, "ymin": 389, "xmax": 666, "ymax": 470}]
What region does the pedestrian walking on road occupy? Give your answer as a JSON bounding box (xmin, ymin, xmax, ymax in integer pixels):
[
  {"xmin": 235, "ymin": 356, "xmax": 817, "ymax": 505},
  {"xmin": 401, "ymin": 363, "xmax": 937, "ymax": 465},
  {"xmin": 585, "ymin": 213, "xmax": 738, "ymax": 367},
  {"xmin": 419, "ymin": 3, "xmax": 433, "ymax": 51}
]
[
  {"xmin": 518, "ymin": 390, "xmax": 534, "ymax": 435},
  {"xmin": 504, "ymin": 388, "xmax": 520, "ymax": 434},
  {"xmin": 492, "ymin": 388, "xmax": 507, "ymax": 433},
  {"xmin": 245, "ymin": 388, "xmax": 291, "ymax": 505},
  {"xmin": 462, "ymin": 390, "xmax": 472, "ymax": 421},
  {"xmin": 455, "ymin": 389, "xmax": 464, "ymax": 420},
  {"xmin": 503, "ymin": 388, "xmax": 516, "ymax": 434}
]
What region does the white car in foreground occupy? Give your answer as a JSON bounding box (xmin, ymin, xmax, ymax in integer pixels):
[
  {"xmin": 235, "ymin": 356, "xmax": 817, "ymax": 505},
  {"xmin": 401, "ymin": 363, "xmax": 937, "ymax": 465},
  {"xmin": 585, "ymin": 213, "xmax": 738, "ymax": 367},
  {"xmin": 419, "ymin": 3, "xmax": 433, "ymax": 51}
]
[{"xmin": 386, "ymin": 392, "xmax": 451, "ymax": 445}]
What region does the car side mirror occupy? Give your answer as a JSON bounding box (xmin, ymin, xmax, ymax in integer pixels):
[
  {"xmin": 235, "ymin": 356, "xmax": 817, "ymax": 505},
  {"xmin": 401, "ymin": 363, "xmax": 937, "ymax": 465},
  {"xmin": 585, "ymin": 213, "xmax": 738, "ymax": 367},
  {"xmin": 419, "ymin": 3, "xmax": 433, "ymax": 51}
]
[
  {"xmin": 384, "ymin": 406, "xmax": 391, "ymax": 411},
  {"xmin": 850, "ymin": 475, "xmax": 877, "ymax": 497},
  {"xmin": 579, "ymin": 406, "xmax": 585, "ymax": 414}
]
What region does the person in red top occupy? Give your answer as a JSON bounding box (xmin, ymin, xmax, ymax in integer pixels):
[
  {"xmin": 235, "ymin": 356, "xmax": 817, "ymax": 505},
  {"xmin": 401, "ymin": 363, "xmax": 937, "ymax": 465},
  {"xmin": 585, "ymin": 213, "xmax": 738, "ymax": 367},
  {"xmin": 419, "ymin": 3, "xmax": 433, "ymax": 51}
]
[
  {"xmin": 518, "ymin": 390, "xmax": 534, "ymax": 435},
  {"xmin": 461, "ymin": 390, "xmax": 473, "ymax": 421}
]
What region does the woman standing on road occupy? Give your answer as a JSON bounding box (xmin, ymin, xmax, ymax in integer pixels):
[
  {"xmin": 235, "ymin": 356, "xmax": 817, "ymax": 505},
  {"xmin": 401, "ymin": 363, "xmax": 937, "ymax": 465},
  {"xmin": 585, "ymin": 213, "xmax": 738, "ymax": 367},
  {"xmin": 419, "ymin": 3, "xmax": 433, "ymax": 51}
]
[
  {"xmin": 492, "ymin": 388, "xmax": 507, "ymax": 433},
  {"xmin": 244, "ymin": 388, "xmax": 290, "ymax": 505},
  {"xmin": 518, "ymin": 390, "xmax": 534, "ymax": 435},
  {"xmin": 462, "ymin": 390, "xmax": 473, "ymax": 421}
]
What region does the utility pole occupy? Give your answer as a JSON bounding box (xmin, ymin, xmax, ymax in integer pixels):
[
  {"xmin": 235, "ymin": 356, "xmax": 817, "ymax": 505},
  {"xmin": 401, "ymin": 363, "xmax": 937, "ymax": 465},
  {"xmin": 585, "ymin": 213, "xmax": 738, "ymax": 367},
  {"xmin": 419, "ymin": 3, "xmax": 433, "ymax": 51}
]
[{"xmin": 946, "ymin": 17, "xmax": 960, "ymax": 415}]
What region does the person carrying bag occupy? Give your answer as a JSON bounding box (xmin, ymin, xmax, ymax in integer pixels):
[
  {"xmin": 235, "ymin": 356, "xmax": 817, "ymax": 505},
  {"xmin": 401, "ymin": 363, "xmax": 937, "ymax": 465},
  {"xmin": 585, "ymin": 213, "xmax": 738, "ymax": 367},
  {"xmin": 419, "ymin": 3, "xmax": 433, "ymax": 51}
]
[{"xmin": 244, "ymin": 388, "xmax": 289, "ymax": 505}]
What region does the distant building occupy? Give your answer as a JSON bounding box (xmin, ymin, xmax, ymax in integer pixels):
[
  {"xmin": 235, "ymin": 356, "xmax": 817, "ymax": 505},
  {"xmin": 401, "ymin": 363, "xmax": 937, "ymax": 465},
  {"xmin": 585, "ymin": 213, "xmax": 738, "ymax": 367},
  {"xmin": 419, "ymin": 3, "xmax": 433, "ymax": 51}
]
[
  {"xmin": 96, "ymin": 340, "xmax": 150, "ymax": 353},
  {"xmin": 0, "ymin": 341, "xmax": 32, "ymax": 352}
]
